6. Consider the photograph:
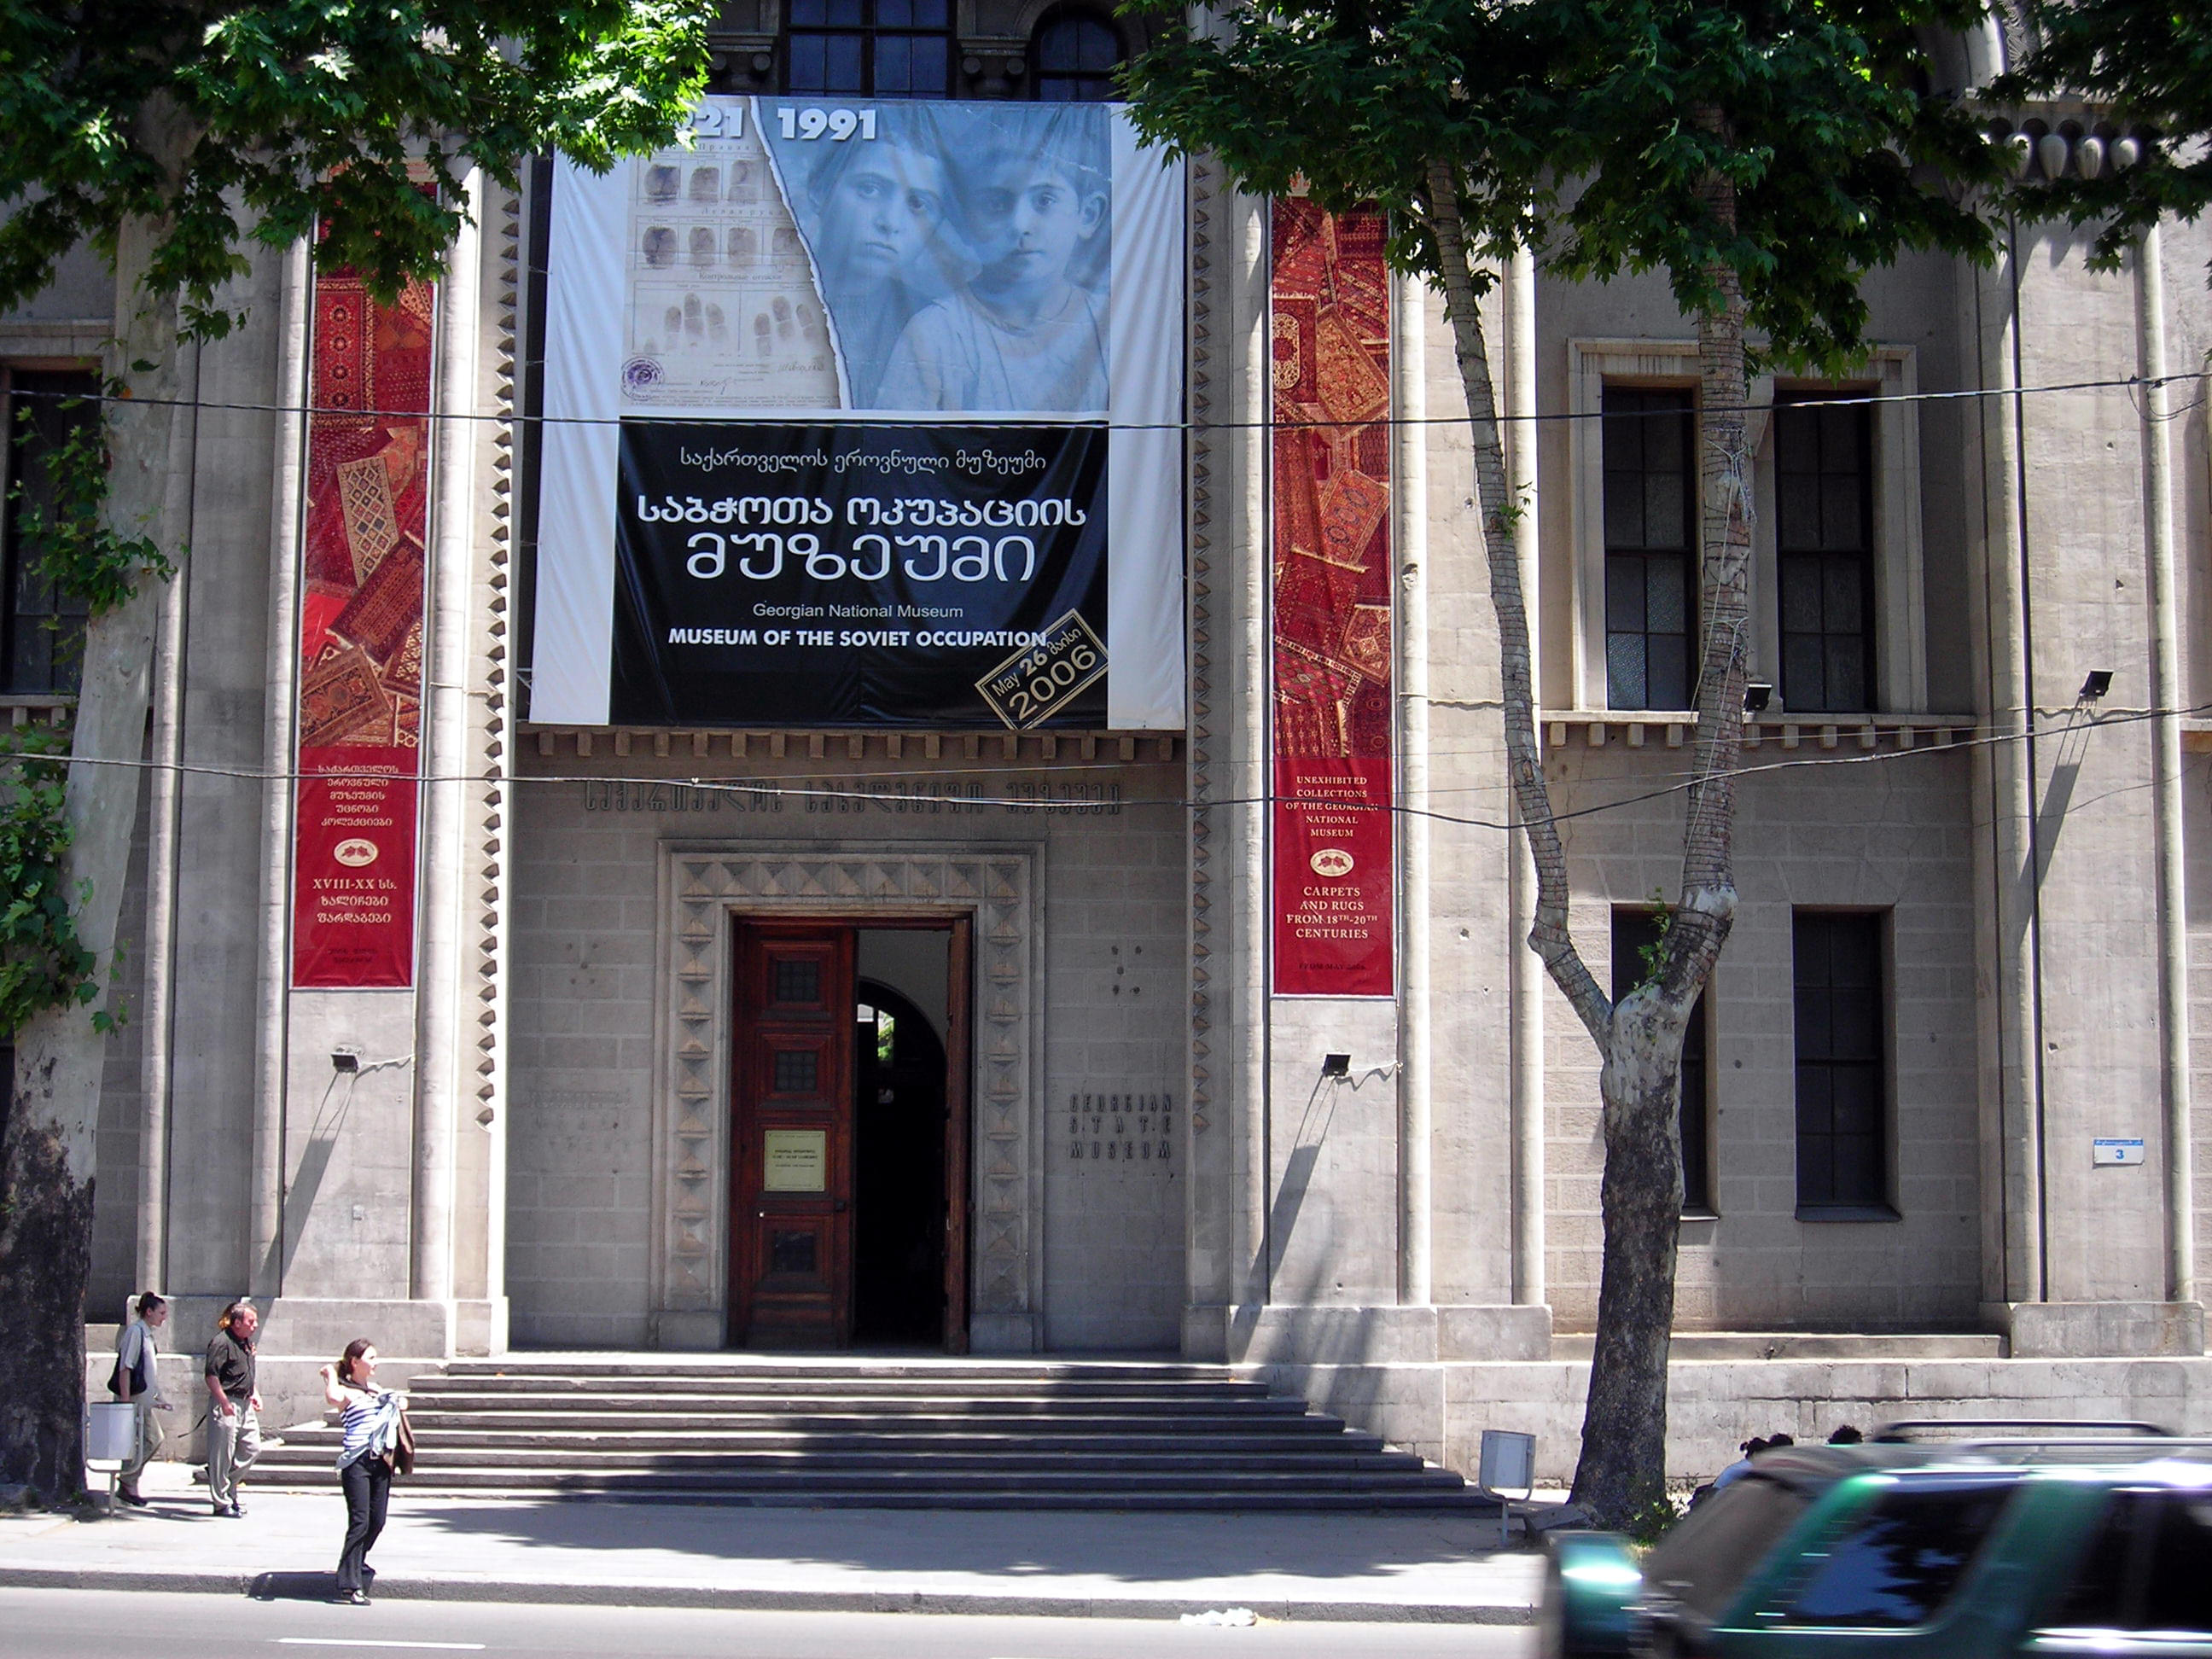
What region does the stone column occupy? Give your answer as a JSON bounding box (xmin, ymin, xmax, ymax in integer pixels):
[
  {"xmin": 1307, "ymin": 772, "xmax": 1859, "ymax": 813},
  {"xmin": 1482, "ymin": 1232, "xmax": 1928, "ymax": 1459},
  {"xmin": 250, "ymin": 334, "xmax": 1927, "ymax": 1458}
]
[
  {"xmin": 411, "ymin": 170, "xmax": 485, "ymax": 1347},
  {"xmin": 249, "ymin": 238, "xmax": 313, "ymax": 1298}
]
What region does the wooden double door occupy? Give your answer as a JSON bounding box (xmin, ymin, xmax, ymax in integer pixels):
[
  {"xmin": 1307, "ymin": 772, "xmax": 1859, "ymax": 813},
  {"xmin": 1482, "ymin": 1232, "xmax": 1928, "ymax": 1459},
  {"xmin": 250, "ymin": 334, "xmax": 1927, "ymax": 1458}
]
[{"xmin": 728, "ymin": 919, "xmax": 969, "ymax": 1350}]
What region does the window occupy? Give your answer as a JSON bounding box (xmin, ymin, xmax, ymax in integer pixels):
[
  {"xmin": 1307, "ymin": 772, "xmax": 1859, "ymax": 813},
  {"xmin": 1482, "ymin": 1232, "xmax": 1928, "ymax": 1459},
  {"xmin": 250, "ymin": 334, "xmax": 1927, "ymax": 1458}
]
[
  {"xmin": 783, "ymin": 0, "xmax": 952, "ymax": 99},
  {"xmin": 2047, "ymin": 1488, "xmax": 2212, "ymax": 1636},
  {"xmin": 1644, "ymin": 1476, "xmax": 1812, "ymax": 1621},
  {"xmin": 1603, "ymin": 387, "xmax": 1696, "ymax": 709},
  {"xmin": 1031, "ymin": 6, "xmax": 1123, "ymax": 102},
  {"xmin": 3, "ymin": 370, "xmax": 99, "ymax": 694},
  {"xmin": 1776, "ymin": 399, "xmax": 1874, "ymax": 712},
  {"xmin": 1773, "ymin": 1478, "xmax": 2016, "ymax": 1627},
  {"xmin": 1611, "ymin": 907, "xmax": 1713, "ymax": 1213},
  {"xmin": 1792, "ymin": 911, "xmax": 1888, "ymax": 1211}
]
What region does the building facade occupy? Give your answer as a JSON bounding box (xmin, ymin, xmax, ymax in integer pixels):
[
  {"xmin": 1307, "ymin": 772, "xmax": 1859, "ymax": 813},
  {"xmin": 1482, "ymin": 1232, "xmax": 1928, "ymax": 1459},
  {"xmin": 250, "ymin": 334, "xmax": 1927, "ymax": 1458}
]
[{"xmin": 14, "ymin": 6, "xmax": 2209, "ymax": 1475}]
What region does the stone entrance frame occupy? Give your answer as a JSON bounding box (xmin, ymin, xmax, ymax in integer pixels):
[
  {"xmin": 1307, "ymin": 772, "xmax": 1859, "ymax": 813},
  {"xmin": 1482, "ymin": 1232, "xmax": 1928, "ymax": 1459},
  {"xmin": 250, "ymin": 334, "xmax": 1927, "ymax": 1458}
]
[{"xmin": 648, "ymin": 841, "xmax": 1045, "ymax": 1351}]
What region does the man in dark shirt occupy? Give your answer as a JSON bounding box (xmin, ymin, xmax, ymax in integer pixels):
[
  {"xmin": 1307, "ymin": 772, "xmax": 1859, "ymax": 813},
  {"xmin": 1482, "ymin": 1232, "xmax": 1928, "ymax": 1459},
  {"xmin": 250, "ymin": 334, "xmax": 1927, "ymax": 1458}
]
[{"xmin": 203, "ymin": 1301, "xmax": 262, "ymax": 1517}]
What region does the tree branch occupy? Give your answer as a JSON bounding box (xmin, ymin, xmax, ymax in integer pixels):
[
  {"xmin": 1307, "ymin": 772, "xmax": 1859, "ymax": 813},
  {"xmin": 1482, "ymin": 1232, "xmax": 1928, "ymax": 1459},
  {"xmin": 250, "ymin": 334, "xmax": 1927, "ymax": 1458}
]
[{"xmin": 1421, "ymin": 156, "xmax": 1610, "ymax": 1047}]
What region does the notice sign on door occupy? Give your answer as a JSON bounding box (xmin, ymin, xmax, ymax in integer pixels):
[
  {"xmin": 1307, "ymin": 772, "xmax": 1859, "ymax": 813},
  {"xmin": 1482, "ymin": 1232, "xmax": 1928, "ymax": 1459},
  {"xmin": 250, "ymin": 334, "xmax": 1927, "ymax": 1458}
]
[
  {"xmin": 1269, "ymin": 201, "xmax": 1395, "ymax": 998},
  {"xmin": 762, "ymin": 1129, "xmax": 828, "ymax": 1191}
]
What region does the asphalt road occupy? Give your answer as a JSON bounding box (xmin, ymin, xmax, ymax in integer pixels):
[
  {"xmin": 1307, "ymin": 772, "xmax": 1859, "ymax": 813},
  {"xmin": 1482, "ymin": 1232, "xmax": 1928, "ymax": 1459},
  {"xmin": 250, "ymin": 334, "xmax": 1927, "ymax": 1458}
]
[{"xmin": 0, "ymin": 1589, "xmax": 1534, "ymax": 1659}]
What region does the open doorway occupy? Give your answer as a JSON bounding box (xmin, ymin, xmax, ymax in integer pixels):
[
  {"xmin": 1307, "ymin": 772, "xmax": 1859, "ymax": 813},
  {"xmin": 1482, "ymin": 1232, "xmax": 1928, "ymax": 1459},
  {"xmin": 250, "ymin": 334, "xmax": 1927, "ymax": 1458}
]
[
  {"xmin": 853, "ymin": 980, "xmax": 946, "ymax": 1345},
  {"xmin": 728, "ymin": 918, "xmax": 969, "ymax": 1352}
]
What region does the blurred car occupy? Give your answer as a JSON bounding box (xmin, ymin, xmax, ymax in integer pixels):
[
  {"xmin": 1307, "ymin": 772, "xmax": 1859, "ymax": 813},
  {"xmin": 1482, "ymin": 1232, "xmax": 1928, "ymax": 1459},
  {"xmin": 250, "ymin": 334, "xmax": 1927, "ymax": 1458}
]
[{"xmin": 1540, "ymin": 1420, "xmax": 2212, "ymax": 1658}]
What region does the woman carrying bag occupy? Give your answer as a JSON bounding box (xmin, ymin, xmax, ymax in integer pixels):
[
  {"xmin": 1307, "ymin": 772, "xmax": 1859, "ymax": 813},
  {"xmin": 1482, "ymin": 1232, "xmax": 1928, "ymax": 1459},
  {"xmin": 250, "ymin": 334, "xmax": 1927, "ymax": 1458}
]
[
  {"xmin": 110, "ymin": 1292, "xmax": 171, "ymax": 1507},
  {"xmin": 320, "ymin": 1339, "xmax": 411, "ymax": 1605}
]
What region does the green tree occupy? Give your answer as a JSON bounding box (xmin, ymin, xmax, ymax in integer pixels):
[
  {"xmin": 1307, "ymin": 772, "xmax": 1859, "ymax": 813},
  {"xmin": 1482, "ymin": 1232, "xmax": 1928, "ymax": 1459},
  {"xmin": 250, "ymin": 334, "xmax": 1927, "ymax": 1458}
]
[
  {"xmin": 0, "ymin": 0, "xmax": 713, "ymax": 1499},
  {"xmin": 1993, "ymin": 0, "xmax": 2212, "ymax": 267},
  {"xmin": 1126, "ymin": 0, "xmax": 1997, "ymax": 1525}
]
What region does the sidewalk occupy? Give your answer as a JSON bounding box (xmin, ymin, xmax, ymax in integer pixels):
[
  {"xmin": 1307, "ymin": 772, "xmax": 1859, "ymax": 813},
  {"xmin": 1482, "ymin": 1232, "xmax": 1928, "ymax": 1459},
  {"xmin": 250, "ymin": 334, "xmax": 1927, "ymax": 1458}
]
[{"xmin": 0, "ymin": 1464, "xmax": 1545, "ymax": 1623}]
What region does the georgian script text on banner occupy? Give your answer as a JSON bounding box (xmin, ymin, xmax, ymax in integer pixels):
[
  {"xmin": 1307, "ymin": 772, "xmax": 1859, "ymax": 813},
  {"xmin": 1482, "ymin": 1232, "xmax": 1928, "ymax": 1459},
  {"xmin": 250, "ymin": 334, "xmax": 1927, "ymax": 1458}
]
[
  {"xmin": 291, "ymin": 271, "xmax": 433, "ymax": 988},
  {"xmin": 1271, "ymin": 202, "xmax": 1395, "ymax": 998},
  {"xmin": 613, "ymin": 424, "xmax": 1106, "ymax": 726}
]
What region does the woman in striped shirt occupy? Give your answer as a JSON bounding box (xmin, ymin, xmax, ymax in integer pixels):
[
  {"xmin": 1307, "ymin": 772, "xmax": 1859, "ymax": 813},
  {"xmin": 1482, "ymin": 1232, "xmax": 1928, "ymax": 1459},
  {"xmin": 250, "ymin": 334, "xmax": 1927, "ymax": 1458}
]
[{"xmin": 321, "ymin": 1339, "xmax": 407, "ymax": 1605}]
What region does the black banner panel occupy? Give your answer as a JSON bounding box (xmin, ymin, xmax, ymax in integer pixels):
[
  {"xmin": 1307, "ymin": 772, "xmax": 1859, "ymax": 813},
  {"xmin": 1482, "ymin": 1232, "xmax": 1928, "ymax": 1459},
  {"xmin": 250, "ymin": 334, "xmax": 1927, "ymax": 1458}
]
[{"xmin": 609, "ymin": 422, "xmax": 1107, "ymax": 727}]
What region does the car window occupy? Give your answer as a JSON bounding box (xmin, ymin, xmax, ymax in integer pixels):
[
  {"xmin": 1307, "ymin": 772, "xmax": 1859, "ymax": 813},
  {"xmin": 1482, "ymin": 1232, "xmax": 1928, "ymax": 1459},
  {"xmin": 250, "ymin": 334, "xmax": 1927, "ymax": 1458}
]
[
  {"xmin": 1771, "ymin": 1477, "xmax": 2016, "ymax": 1628},
  {"xmin": 2049, "ymin": 1488, "xmax": 2212, "ymax": 1636},
  {"xmin": 1645, "ymin": 1476, "xmax": 1813, "ymax": 1620}
]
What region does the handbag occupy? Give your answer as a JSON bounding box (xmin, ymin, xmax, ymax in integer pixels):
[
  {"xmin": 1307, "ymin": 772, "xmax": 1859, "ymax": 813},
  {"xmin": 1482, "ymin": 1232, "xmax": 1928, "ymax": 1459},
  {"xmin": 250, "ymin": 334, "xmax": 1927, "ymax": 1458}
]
[
  {"xmin": 106, "ymin": 1330, "xmax": 153, "ymax": 1399},
  {"xmin": 389, "ymin": 1405, "xmax": 416, "ymax": 1477}
]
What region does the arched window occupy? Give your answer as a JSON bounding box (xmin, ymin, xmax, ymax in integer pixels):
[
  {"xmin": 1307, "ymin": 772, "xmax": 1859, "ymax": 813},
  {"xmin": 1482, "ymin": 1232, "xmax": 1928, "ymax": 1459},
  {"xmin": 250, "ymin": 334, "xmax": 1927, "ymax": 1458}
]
[
  {"xmin": 1030, "ymin": 6, "xmax": 1123, "ymax": 102},
  {"xmin": 784, "ymin": 0, "xmax": 953, "ymax": 99}
]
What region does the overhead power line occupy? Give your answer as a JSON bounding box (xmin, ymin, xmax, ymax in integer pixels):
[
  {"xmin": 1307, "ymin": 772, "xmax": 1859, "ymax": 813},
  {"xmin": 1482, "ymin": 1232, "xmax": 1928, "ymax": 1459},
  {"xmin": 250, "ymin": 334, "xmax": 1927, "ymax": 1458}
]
[
  {"xmin": 6, "ymin": 369, "xmax": 2203, "ymax": 437},
  {"xmin": 9, "ymin": 695, "xmax": 2199, "ymax": 837}
]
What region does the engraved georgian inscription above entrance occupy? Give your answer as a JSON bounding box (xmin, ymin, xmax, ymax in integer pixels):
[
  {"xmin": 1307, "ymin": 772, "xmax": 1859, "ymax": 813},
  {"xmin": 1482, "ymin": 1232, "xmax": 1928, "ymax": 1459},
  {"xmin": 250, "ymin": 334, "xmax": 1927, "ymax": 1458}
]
[{"xmin": 649, "ymin": 843, "xmax": 1041, "ymax": 1349}]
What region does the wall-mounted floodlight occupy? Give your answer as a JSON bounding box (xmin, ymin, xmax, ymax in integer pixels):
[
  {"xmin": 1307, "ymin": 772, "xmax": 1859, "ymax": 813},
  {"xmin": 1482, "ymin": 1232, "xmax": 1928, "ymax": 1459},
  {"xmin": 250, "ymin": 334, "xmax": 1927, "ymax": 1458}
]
[
  {"xmin": 331, "ymin": 1050, "xmax": 360, "ymax": 1074},
  {"xmin": 2077, "ymin": 670, "xmax": 2113, "ymax": 702},
  {"xmin": 1320, "ymin": 1052, "xmax": 1352, "ymax": 1079},
  {"xmin": 1743, "ymin": 682, "xmax": 1773, "ymax": 714}
]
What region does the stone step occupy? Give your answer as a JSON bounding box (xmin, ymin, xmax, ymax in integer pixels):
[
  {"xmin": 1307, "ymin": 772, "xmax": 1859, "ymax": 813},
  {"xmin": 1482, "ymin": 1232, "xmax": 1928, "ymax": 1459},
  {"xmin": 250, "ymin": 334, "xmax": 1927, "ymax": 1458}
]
[
  {"xmin": 243, "ymin": 1463, "xmax": 1473, "ymax": 1495},
  {"xmin": 440, "ymin": 1359, "xmax": 1243, "ymax": 1382},
  {"xmin": 239, "ymin": 1474, "xmax": 1493, "ymax": 1511},
  {"xmin": 279, "ymin": 1354, "xmax": 1478, "ymax": 1510},
  {"xmin": 398, "ymin": 1392, "xmax": 1315, "ymax": 1419},
  {"xmin": 271, "ymin": 1426, "xmax": 1390, "ymax": 1456},
  {"xmin": 1546, "ymin": 1330, "xmax": 2008, "ymax": 1362},
  {"xmin": 411, "ymin": 1374, "xmax": 1278, "ymax": 1399},
  {"xmin": 371, "ymin": 1410, "xmax": 1355, "ymax": 1437},
  {"xmin": 256, "ymin": 1444, "xmax": 1423, "ymax": 1473}
]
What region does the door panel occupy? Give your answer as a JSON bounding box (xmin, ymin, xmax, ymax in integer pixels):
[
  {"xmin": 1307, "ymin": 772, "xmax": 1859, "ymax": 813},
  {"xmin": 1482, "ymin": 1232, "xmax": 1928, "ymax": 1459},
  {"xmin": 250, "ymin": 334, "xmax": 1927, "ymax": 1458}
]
[
  {"xmin": 942, "ymin": 917, "xmax": 971, "ymax": 1353},
  {"xmin": 731, "ymin": 923, "xmax": 855, "ymax": 1347}
]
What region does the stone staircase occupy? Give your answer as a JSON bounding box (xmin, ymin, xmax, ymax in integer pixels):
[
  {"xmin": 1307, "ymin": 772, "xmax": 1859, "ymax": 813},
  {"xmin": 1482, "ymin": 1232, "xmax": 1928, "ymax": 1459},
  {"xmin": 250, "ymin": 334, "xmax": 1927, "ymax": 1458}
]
[{"xmin": 254, "ymin": 1355, "xmax": 1492, "ymax": 1511}]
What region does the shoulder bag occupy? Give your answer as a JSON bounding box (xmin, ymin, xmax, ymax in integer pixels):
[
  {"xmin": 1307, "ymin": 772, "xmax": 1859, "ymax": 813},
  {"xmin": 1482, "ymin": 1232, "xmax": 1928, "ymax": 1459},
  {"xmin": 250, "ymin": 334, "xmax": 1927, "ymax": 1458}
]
[{"xmin": 385, "ymin": 1400, "xmax": 416, "ymax": 1477}]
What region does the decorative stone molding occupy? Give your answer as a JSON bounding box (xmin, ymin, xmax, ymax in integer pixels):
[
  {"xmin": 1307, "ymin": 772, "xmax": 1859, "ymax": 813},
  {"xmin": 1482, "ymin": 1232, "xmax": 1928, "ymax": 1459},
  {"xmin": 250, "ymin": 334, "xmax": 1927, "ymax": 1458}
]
[
  {"xmin": 477, "ymin": 189, "xmax": 522, "ymax": 1112},
  {"xmin": 649, "ymin": 841, "xmax": 1044, "ymax": 1351},
  {"xmin": 1542, "ymin": 709, "xmax": 1982, "ymax": 754},
  {"xmin": 525, "ymin": 728, "xmax": 1173, "ymax": 765},
  {"xmin": 1186, "ymin": 151, "xmax": 1219, "ymax": 1139}
]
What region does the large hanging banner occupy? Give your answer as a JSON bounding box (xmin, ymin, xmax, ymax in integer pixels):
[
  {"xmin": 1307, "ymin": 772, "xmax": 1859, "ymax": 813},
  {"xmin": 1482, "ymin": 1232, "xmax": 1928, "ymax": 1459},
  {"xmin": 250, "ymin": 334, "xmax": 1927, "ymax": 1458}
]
[
  {"xmin": 1270, "ymin": 202, "xmax": 1395, "ymax": 998},
  {"xmin": 532, "ymin": 97, "xmax": 1184, "ymax": 729},
  {"xmin": 291, "ymin": 270, "xmax": 434, "ymax": 988}
]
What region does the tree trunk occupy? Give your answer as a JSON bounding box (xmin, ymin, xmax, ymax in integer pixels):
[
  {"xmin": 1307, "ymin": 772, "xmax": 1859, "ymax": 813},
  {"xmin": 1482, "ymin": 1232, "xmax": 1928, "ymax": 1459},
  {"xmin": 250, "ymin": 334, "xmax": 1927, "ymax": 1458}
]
[
  {"xmin": 0, "ymin": 101, "xmax": 192, "ymax": 1496},
  {"xmin": 1569, "ymin": 134, "xmax": 1754, "ymax": 1528},
  {"xmin": 1575, "ymin": 1008, "xmax": 1690, "ymax": 1524},
  {"xmin": 1420, "ymin": 162, "xmax": 1703, "ymax": 1525}
]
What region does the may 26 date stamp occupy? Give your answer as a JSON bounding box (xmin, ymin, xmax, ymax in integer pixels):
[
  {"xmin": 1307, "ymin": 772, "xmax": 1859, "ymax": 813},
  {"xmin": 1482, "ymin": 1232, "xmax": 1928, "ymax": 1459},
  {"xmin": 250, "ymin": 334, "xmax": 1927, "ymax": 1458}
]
[{"xmin": 976, "ymin": 609, "xmax": 1108, "ymax": 731}]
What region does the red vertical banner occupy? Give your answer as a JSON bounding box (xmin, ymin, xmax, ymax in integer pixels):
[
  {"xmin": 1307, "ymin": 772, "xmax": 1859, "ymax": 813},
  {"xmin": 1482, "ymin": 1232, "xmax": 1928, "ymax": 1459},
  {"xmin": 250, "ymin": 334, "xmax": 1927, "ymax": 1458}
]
[
  {"xmin": 291, "ymin": 270, "xmax": 435, "ymax": 987},
  {"xmin": 1270, "ymin": 202, "xmax": 1395, "ymax": 998}
]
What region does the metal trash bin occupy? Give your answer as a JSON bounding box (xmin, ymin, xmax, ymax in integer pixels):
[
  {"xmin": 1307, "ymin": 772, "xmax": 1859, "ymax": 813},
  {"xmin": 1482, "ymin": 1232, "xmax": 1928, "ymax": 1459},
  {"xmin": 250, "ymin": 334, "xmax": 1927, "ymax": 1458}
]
[{"xmin": 86, "ymin": 1401, "xmax": 137, "ymax": 1464}]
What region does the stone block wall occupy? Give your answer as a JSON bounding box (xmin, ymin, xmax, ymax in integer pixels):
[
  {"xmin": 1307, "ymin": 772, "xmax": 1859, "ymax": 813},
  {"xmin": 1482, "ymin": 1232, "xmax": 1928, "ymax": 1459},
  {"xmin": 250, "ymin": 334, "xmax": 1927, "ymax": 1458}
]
[
  {"xmin": 505, "ymin": 756, "xmax": 1189, "ymax": 1350},
  {"xmin": 1540, "ymin": 742, "xmax": 1982, "ymax": 1330}
]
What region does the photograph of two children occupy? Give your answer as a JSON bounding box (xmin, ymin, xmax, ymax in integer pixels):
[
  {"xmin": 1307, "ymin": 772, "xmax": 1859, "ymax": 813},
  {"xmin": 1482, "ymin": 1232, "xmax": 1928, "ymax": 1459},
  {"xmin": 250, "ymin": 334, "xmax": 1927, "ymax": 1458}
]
[{"xmin": 618, "ymin": 99, "xmax": 1117, "ymax": 416}]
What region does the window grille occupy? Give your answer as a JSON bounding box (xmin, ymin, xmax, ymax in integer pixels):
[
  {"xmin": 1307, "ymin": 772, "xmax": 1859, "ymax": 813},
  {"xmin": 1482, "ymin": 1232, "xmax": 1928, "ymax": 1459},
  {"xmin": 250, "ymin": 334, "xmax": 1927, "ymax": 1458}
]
[
  {"xmin": 1611, "ymin": 907, "xmax": 1714, "ymax": 1213},
  {"xmin": 1602, "ymin": 387, "xmax": 1696, "ymax": 709},
  {"xmin": 1776, "ymin": 399, "xmax": 1875, "ymax": 713},
  {"xmin": 1031, "ymin": 7, "xmax": 1123, "ymax": 102},
  {"xmin": 784, "ymin": 0, "xmax": 952, "ymax": 99},
  {"xmin": 1792, "ymin": 911, "xmax": 1889, "ymax": 1210},
  {"xmin": 2, "ymin": 369, "xmax": 98, "ymax": 696}
]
